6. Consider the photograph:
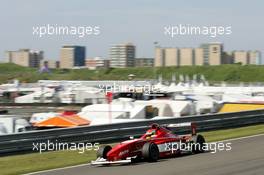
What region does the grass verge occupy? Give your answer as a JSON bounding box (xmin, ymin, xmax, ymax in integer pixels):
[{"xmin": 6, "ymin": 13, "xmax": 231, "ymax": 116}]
[
  {"xmin": 201, "ymin": 124, "xmax": 264, "ymax": 142},
  {"xmin": 3, "ymin": 63, "xmax": 264, "ymax": 83},
  {"xmin": 0, "ymin": 124, "xmax": 264, "ymax": 175}
]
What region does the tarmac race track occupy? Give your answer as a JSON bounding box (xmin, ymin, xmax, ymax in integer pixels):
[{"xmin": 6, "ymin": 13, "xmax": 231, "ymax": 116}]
[{"xmin": 30, "ymin": 134, "xmax": 264, "ymax": 175}]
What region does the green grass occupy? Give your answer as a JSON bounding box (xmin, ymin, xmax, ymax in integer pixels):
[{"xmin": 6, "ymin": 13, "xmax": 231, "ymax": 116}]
[
  {"xmin": 0, "ymin": 124, "xmax": 263, "ymax": 175},
  {"xmin": 3, "ymin": 63, "xmax": 264, "ymax": 83},
  {"xmin": 201, "ymin": 124, "xmax": 264, "ymax": 142},
  {"xmin": 0, "ymin": 150, "xmax": 96, "ymax": 175}
]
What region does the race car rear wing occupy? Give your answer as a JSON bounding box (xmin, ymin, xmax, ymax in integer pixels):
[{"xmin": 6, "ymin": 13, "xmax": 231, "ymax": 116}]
[
  {"xmin": 191, "ymin": 123, "xmax": 197, "ymax": 136},
  {"xmin": 167, "ymin": 122, "xmax": 197, "ymax": 136}
]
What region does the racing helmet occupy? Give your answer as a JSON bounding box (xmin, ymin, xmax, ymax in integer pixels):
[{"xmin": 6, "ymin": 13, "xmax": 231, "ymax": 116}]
[{"xmin": 145, "ymin": 123, "xmax": 159, "ymax": 139}]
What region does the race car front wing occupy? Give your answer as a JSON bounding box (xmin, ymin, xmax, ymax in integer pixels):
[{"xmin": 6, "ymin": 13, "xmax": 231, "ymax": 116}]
[{"xmin": 91, "ymin": 157, "xmax": 132, "ymax": 165}]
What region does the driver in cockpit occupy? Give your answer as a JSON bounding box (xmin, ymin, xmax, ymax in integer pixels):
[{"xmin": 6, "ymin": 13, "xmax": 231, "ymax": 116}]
[{"xmin": 145, "ymin": 123, "xmax": 159, "ymax": 139}]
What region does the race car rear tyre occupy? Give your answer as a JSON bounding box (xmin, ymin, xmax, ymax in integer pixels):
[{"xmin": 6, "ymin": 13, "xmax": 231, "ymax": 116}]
[
  {"xmin": 97, "ymin": 145, "xmax": 112, "ymax": 159},
  {"xmin": 191, "ymin": 134, "xmax": 205, "ymax": 154},
  {"xmin": 142, "ymin": 142, "xmax": 159, "ymax": 162}
]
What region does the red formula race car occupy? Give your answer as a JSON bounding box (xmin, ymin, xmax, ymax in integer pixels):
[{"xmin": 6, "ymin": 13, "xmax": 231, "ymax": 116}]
[{"xmin": 91, "ymin": 123, "xmax": 206, "ymax": 165}]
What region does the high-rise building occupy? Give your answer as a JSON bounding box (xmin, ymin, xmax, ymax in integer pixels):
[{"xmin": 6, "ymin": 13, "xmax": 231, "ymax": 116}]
[
  {"xmin": 179, "ymin": 48, "xmax": 195, "ymax": 66},
  {"xmin": 86, "ymin": 57, "xmax": 110, "ymax": 69},
  {"xmin": 5, "ymin": 49, "xmax": 43, "ymax": 68},
  {"xmin": 60, "ymin": 46, "xmax": 85, "ymax": 69},
  {"xmin": 154, "ymin": 43, "xmax": 261, "ymax": 67},
  {"xmin": 165, "ymin": 48, "xmax": 179, "ymax": 66},
  {"xmin": 200, "ymin": 43, "xmax": 223, "ymax": 65},
  {"xmin": 155, "ymin": 47, "xmax": 197, "ymax": 67},
  {"xmin": 110, "ymin": 43, "xmax": 135, "ymax": 68},
  {"xmin": 232, "ymin": 50, "xmax": 261, "ymax": 65},
  {"xmin": 155, "ymin": 47, "xmax": 179, "ymax": 67},
  {"xmin": 233, "ymin": 51, "xmax": 249, "ymax": 65},
  {"xmin": 135, "ymin": 58, "xmax": 154, "ymax": 67},
  {"xmin": 194, "ymin": 48, "xmax": 204, "ymax": 65},
  {"xmin": 249, "ymin": 51, "xmax": 261, "ymax": 65},
  {"xmin": 154, "ymin": 47, "xmax": 165, "ymax": 67}
]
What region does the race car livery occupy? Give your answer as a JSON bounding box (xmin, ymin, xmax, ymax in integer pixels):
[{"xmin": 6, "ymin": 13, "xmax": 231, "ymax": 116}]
[{"xmin": 91, "ymin": 123, "xmax": 205, "ymax": 165}]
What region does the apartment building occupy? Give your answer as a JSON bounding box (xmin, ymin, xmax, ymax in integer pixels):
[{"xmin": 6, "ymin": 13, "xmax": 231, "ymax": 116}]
[
  {"xmin": 60, "ymin": 46, "xmax": 85, "ymax": 69},
  {"xmin": 135, "ymin": 58, "xmax": 154, "ymax": 67},
  {"xmin": 200, "ymin": 43, "xmax": 223, "ymax": 65},
  {"xmin": 110, "ymin": 43, "xmax": 135, "ymax": 68},
  {"xmin": 5, "ymin": 49, "xmax": 43, "ymax": 68},
  {"xmin": 155, "ymin": 47, "xmax": 198, "ymax": 67},
  {"xmin": 86, "ymin": 57, "xmax": 110, "ymax": 69},
  {"xmin": 155, "ymin": 43, "xmax": 224, "ymax": 67},
  {"xmin": 232, "ymin": 50, "xmax": 261, "ymax": 65}
]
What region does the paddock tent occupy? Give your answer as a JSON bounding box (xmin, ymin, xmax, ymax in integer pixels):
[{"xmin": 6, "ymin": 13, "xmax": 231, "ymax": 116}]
[{"xmin": 34, "ymin": 115, "xmax": 90, "ymax": 128}]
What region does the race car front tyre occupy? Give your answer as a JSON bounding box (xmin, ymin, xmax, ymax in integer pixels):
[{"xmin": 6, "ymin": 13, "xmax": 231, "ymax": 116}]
[
  {"xmin": 142, "ymin": 142, "xmax": 159, "ymax": 162},
  {"xmin": 97, "ymin": 145, "xmax": 112, "ymax": 159},
  {"xmin": 191, "ymin": 134, "xmax": 205, "ymax": 154}
]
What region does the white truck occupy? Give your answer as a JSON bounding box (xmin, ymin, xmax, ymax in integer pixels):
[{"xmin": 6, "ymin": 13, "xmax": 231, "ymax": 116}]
[{"xmin": 0, "ymin": 117, "xmax": 31, "ymax": 135}]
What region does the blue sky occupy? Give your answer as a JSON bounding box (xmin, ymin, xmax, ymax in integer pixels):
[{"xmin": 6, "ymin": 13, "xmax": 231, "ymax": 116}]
[{"xmin": 0, "ymin": 0, "xmax": 263, "ymax": 60}]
